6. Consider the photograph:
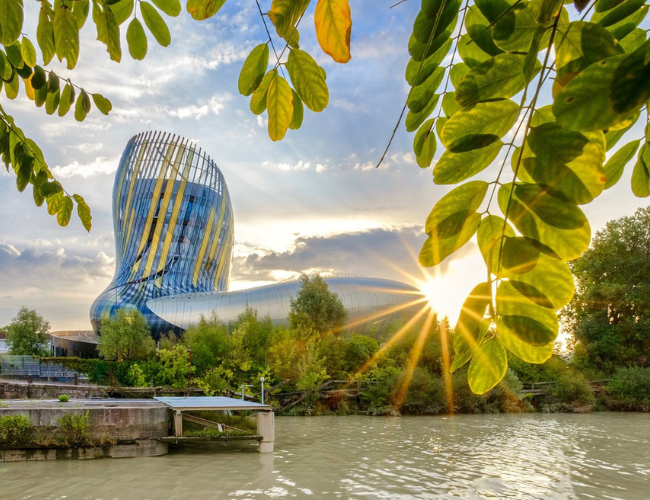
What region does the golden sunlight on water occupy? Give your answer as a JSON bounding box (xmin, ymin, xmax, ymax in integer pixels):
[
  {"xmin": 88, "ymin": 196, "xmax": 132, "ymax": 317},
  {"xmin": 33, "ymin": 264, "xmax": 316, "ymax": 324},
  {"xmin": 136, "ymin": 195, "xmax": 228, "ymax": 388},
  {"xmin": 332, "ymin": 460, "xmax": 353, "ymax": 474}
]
[{"xmin": 2, "ymin": 413, "xmax": 649, "ymax": 499}]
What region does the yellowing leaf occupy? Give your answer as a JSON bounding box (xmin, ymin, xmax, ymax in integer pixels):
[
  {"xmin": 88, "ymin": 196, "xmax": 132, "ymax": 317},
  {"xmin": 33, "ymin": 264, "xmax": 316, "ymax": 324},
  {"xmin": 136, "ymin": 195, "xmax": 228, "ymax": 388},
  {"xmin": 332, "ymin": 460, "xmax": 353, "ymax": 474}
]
[
  {"xmin": 0, "ymin": 0, "xmax": 24, "ymax": 46},
  {"xmin": 53, "ymin": 6, "xmax": 79, "ymax": 69},
  {"xmin": 286, "ymin": 48, "xmax": 328, "ymax": 112},
  {"xmin": 266, "ymin": 72, "xmax": 293, "ymax": 141},
  {"xmin": 238, "ymin": 44, "xmax": 269, "ymax": 97},
  {"xmin": 73, "ymin": 193, "xmax": 92, "ymax": 231},
  {"xmin": 37, "ymin": 0, "xmax": 56, "ymax": 65},
  {"xmin": 20, "ymin": 37, "xmax": 37, "ymax": 67},
  {"xmin": 186, "ymin": 0, "xmax": 226, "ymax": 21},
  {"xmin": 314, "ymin": 0, "xmax": 351, "ymax": 63},
  {"xmin": 268, "ymin": 0, "xmax": 309, "ymax": 43},
  {"xmin": 57, "ymin": 195, "xmax": 73, "ymax": 227}
]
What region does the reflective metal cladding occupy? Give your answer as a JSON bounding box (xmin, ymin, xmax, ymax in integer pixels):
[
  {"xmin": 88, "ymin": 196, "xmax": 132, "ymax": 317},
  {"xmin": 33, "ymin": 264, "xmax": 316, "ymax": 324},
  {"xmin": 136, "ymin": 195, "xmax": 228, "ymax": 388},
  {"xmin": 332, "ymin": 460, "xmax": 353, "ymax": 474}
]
[{"xmin": 92, "ymin": 131, "xmax": 426, "ymax": 338}]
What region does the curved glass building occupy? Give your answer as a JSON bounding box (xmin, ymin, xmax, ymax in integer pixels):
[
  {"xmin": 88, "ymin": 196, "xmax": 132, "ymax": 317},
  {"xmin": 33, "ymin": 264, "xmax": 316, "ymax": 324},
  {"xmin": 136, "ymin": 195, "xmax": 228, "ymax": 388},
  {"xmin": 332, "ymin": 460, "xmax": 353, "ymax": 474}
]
[
  {"xmin": 90, "ymin": 131, "xmax": 234, "ymax": 337},
  {"xmin": 91, "ymin": 132, "xmax": 426, "ymax": 338}
]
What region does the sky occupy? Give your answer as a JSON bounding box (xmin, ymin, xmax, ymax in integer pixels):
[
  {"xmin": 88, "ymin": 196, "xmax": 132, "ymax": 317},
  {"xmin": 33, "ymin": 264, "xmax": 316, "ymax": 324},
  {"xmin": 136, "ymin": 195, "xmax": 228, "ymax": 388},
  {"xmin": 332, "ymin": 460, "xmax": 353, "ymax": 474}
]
[{"xmin": 0, "ymin": 0, "xmax": 648, "ymax": 331}]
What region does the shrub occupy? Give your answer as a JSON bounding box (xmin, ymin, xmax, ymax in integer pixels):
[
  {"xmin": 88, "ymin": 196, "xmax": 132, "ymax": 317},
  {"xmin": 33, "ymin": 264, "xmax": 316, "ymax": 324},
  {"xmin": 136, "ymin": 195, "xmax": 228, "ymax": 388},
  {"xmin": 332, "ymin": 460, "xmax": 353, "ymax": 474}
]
[
  {"xmin": 57, "ymin": 411, "xmax": 90, "ymax": 446},
  {"xmin": 608, "ymin": 366, "xmax": 650, "ymax": 408},
  {"xmin": 197, "ymin": 366, "xmax": 234, "ymax": 396},
  {"xmin": 392, "ymin": 367, "xmax": 447, "ymax": 414},
  {"xmin": 58, "ymin": 394, "xmax": 69, "ymax": 402},
  {"xmin": 125, "ymin": 363, "xmax": 147, "ymax": 387},
  {"xmin": 0, "ymin": 415, "xmax": 33, "ymax": 445}
]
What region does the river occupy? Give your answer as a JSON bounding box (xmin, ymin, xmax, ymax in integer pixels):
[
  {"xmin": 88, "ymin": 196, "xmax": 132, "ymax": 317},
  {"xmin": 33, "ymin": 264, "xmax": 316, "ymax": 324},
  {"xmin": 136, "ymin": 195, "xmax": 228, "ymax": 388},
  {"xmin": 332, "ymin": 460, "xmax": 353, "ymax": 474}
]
[{"xmin": 2, "ymin": 413, "xmax": 649, "ymax": 499}]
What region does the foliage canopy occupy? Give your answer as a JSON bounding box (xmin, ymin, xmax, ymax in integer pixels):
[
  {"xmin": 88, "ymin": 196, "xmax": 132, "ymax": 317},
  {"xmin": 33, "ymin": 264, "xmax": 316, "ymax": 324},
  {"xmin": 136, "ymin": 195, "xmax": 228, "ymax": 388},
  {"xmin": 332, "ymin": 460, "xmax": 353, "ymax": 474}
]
[
  {"xmin": 97, "ymin": 308, "xmax": 155, "ymax": 361},
  {"xmin": 565, "ymin": 206, "xmax": 650, "ymax": 373},
  {"xmin": 5, "ymin": 306, "xmax": 51, "ymax": 356}
]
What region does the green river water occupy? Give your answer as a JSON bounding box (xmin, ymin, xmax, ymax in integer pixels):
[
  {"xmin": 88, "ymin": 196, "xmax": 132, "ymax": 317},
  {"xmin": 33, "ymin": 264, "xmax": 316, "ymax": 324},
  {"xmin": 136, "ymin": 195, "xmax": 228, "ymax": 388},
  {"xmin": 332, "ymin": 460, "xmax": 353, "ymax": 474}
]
[{"xmin": 2, "ymin": 413, "xmax": 649, "ymax": 499}]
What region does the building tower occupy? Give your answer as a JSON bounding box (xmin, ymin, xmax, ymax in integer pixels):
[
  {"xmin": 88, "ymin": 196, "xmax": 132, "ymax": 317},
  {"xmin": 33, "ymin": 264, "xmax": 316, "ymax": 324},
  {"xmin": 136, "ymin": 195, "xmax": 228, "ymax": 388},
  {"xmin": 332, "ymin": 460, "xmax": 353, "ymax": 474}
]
[{"xmin": 90, "ymin": 131, "xmax": 234, "ymax": 338}]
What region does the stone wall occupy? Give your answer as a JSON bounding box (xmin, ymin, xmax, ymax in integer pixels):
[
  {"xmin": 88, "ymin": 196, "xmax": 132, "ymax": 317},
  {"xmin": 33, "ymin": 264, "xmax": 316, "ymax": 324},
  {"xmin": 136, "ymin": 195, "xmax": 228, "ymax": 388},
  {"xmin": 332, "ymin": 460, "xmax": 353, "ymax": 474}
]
[
  {"xmin": 1, "ymin": 440, "xmax": 168, "ymax": 462},
  {"xmin": 0, "ymin": 380, "xmax": 107, "ymax": 400},
  {"xmin": 0, "ymin": 402, "xmax": 170, "ymax": 441}
]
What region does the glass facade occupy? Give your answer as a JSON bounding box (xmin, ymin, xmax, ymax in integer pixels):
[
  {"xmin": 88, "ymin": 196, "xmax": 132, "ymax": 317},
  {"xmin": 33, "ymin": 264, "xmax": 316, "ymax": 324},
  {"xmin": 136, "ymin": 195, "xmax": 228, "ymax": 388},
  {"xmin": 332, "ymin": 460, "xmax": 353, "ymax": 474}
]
[
  {"xmin": 92, "ymin": 131, "xmax": 426, "ymax": 338},
  {"xmin": 90, "ymin": 131, "xmax": 234, "ymax": 338}
]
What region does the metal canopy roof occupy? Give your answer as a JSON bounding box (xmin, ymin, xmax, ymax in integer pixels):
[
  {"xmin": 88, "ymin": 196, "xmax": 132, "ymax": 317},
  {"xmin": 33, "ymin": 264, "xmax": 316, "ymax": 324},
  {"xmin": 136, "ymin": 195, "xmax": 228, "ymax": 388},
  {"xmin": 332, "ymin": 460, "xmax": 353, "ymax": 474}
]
[{"xmin": 154, "ymin": 396, "xmax": 272, "ymax": 411}]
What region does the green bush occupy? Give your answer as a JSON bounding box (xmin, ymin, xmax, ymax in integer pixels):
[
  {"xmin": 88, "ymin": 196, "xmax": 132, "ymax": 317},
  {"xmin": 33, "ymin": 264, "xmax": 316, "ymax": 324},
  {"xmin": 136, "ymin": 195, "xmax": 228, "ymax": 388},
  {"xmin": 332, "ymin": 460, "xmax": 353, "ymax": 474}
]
[
  {"xmin": 57, "ymin": 411, "xmax": 90, "ymax": 446},
  {"xmin": 125, "ymin": 363, "xmax": 147, "ymax": 387},
  {"xmin": 58, "ymin": 394, "xmax": 69, "ymax": 402},
  {"xmin": 0, "ymin": 415, "xmax": 33, "ymax": 445},
  {"xmin": 392, "ymin": 367, "xmax": 447, "ymax": 414},
  {"xmin": 608, "ymin": 366, "xmax": 650, "ymax": 408}
]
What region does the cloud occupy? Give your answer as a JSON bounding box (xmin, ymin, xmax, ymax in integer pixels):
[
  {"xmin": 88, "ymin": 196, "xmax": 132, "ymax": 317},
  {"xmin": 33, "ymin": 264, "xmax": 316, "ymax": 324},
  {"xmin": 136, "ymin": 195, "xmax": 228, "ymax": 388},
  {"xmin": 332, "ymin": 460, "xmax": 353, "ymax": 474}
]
[
  {"xmin": 168, "ymin": 94, "xmax": 233, "ymax": 120},
  {"xmin": 52, "ymin": 156, "xmax": 120, "ymax": 179},
  {"xmin": 231, "ymin": 225, "xmax": 476, "ymax": 284}
]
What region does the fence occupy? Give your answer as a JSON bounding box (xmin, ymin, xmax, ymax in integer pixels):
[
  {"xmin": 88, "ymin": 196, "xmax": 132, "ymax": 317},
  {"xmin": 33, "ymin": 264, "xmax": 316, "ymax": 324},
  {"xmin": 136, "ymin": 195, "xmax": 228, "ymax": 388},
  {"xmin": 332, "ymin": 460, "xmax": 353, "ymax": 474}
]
[{"xmin": 0, "ymin": 355, "xmax": 86, "ymax": 382}]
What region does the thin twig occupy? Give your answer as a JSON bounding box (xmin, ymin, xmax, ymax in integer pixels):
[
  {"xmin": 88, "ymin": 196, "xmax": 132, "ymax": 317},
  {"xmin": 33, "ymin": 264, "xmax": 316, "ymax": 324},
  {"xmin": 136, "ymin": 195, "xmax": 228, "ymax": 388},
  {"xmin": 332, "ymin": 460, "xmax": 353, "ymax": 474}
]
[
  {"xmin": 255, "ymin": 0, "xmax": 286, "ymax": 78},
  {"xmin": 390, "ymin": 0, "xmax": 409, "ymax": 8}
]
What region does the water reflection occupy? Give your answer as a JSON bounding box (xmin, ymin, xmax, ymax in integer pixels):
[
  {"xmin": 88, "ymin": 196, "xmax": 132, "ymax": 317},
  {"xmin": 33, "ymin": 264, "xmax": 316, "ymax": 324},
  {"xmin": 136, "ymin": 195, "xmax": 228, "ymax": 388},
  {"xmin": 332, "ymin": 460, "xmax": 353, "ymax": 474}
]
[{"xmin": 2, "ymin": 413, "xmax": 649, "ymax": 499}]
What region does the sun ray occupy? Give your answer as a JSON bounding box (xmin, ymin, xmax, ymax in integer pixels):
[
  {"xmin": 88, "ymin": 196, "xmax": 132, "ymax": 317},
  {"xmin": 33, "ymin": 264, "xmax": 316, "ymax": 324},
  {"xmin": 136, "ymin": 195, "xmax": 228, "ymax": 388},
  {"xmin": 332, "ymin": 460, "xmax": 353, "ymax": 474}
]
[{"xmin": 393, "ymin": 308, "xmax": 437, "ymax": 410}]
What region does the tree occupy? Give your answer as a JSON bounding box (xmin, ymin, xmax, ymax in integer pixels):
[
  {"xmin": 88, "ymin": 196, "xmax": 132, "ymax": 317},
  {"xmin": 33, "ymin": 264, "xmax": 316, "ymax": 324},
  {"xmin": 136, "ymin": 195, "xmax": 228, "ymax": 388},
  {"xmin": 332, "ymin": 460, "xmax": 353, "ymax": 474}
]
[
  {"xmin": 182, "ymin": 312, "xmax": 231, "ymax": 375},
  {"xmin": 564, "ymin": 207, "xmax": 650, "ymax": 373},
  {"xmin": 289, "ymin": 274, "xmax": 347, "ymax": 334},
  {"xmin": 97, "ymin": 309, "xmax": 155, "ymax": 361},
  {"xmin": 6, "ymin": 0, "xmax": 650, "ymax": 393},
  {"xmin": 5, "ymin": 306, "xmax": 50, "ymax": 356}
]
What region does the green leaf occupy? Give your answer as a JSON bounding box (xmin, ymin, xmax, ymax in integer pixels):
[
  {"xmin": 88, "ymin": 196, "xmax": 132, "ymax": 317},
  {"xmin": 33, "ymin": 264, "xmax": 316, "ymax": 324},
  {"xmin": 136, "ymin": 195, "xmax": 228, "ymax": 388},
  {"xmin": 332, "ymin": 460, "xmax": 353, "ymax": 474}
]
[
  {"xmin": 93, "ymin": 0, "xmax": 122, "ymax": 62},
  {"xmin": 92, "ymin": 93, "xmax": 111, "ymax": 114},
  {"xmin": 610, "ymin": 41, "xmax": 650, "ymax": 115},
  {"xmin": 433, "ymin": 140, "xmax": 502, "ymax": 185},
  {"xmin": 40, "ymin": 180, "xmax": 63, "ymax": 196},
  {"xmin": 5, "ymin": 41, "xmax": 23, "ymax": 68},
  {"xmin": 58, "ymin": 83, "xmax": 74, "ymax": 116},
  {"xmin": 72, "ymin": 0, "xmax": 89, "ymax": 29},
  {"xmin": 451, "ymin": 282, "xmax": 491, "ymax": 372},
  {"xmin": 20, "ymin": 37, "xmax": 37, "ymax": 67},
  {"xmin": 498, "ymin": 182, "xmax": 591, "ymax": 260},
  {"xmin": 604, "ymin": 139, "xmax": 640, "ymax": 189},
  {"xmin": 0, "ymin": 51, "xmax": 13, "ymax": 82},
  {"xmin": 420, "ymin": 181, "xmax": 488, "ymax": 266},
  {"xmin": 408, "ymin": 66, "xmax": 445, "ymax": 115},
  {"xmin": 492, "ymin": 2, "xmax": 538, "ymax": 53},
  {"xmin": 456, "ymin": 53, "xmax": 534, "ymax": 108},
  {"xmin": 126, "ymin": 18, "xmax": 147, "ymax": 60},
  {"xmin": 608, "ymin": 5, "xmax": 648, "ymax": 43},
  {"xmin": 498, "ymin": 322, "xmax": 553, "ymax": 363},
  {"xmin": 288, "ymin": 89, "xmax": 303, "ymax": 130},
  {"xmin": 406, "ymin": 40, "xmax": 450, "ymax": 87},
  {"xmin": 496, "ymin": 281, "xmax": 558, "ymax": 346},
  {"xmin": 140, "ymin": 1, "xmax": 170, "ymax": 47},
  {"xmin": 405, "ymin": 94, "xmax": 439, "ymax": 133},
  {"xmin": 521, "ymin": 123, "xmax": 605, "ymax": 204},
  {"xmin": 449, "ymin": 62, "xmax": 470, "ymax": 88},
  {"xmin": 477, "ymin": 214, "xmax": 515, "ymax": 277},
  {"xmin": 152, "ymin": 0, "xmax": 180, "ymax": 16},
  {"xmin": 0, "ymin": 0, "xmax": 24, "ymax": 46},
  {"xmin": 286, "ymin": 48, "xmax": 329, "ymax": 113},
  {"xmin": 501, "ymin": 236, "xmax": 574, "ymax": 309},
  {"xmin": 553, "ymin": 54, "xmax": 630, "ymax": 132},
  {"xmin": 593, "ymin": 0, "xmax": 645, "ymax": 27},
  {"xmin": 73, "ymin": 194, "xmax": 92, "ymax": 231},
  {"xmin": 618, "ymin": 27, "xmax": 646, "ymax": 53},
  {"xmin": 468, "ymin": 336, "xmax": 507, "ymax": 394},
  {"xmin": 14, "ymin": 150, "xmax": 33, "ymax": 192},
  {"xmin": 47, "ymin": 70, "xmax": 59, "ymax": 93},
  {"xmin": 186, "ymin": 0, "xmax": 226, "ymax": 21},
  {"xmin": 57, "ymin": 195, "xmax": 73, "ymax": 227},
  {"xmin": 631, "ymin": 143, "xmax": 650, "ymax": 197},
  {"xmin": 464, "ymin": 4, "xmax": 503, "ymax": 58},
  {"xmin": 37, "ymin": 0, "xmax": 56, "ymax": 65},
  {"xmin": 74, "ymin": 89, "xmax": 91, "ymax": 121},
  {"xmin": 408, "ymin": 28, "xmax": 453, "ymax": 63},
  {"xmin": 109, "ymin": 0, "xmax": 134, "ymax": 25},
  {"xmin": 4, "ymin": 72, "xmax": 18, "ymax": 99},
  {"xmin": 31, "ymin": 65, "xmax": 46, "ymax": 89},
  {"xmin": 238, "ymin": 44, "xmax": 269, "ymax": 97},
  {"xmin": 605, "ymin": 115, "xmax": 639, "ymax": 150},
  {"xmin": 250, "ymin": 70, "xmax": 273, "ymax": 115},
  {"xmin": 441, "ymin": 92, "xmax": 460, "ymax": 117},
  {"xmin": 554, "ymin": 21, "xmax": 623, "ymax": 83},
  {"xmin": 34, "ymin": 82, "xmax": 47, "ymax": 106},
  {"xmin": 413, "ymin": 0, "xmax": 460, "ymax": 44},
  {"xmin": 440, "ymin": 99, "xmax": 519, "ymax": 153},
  {"xmin": 45, "ymin": 86, "xmax": 60, "ymax": 115},
  {"xmin": 413, "ymin": 118, "xmax": 436, "ymax": 169},
  {"xmin": 457, "ymin": 32, "xmax": 492, "ymax": 68},
  {"xmin": 595, "ymin": 0, "xmax": 626, "ymax": 13},
  {"xmin": 53, "ymin": 6, "xmax": 79, "ymax": 69},
  {"xmin": 266, "ymin": 72, "xmax": 293, "ymax": 142}
]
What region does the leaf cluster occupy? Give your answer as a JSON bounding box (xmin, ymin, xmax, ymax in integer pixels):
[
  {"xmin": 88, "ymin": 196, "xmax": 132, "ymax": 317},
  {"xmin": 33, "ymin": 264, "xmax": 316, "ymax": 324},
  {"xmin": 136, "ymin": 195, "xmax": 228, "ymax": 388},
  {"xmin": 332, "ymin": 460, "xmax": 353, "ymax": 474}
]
[{"xmin": 404, "ymin": 0, "xmax": 650, "ymax": 393}]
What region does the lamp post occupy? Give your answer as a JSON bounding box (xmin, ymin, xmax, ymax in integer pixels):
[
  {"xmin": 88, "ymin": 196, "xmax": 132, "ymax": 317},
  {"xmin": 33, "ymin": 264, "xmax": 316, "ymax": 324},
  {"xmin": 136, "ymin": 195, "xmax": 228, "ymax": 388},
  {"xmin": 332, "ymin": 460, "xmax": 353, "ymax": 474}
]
[
  {"xmin": 240, "ymin": 384, "xmax": 253, "ymax": 401},
  {"xmin": 260, "ymin": 376, "xmax": 265, "ymax": 405}
]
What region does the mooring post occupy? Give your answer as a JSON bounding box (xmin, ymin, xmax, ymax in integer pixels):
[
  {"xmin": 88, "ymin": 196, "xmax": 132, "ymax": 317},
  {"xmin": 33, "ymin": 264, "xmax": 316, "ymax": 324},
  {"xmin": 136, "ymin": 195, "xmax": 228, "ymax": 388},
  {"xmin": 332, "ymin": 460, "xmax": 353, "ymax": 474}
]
[
  {"xmin": 174, "ymin": 410, "xmax": 183, "ymax": 437},
  {"xmin": 257, "ymin": 410, "xmax": 274, "ymax": 453}
]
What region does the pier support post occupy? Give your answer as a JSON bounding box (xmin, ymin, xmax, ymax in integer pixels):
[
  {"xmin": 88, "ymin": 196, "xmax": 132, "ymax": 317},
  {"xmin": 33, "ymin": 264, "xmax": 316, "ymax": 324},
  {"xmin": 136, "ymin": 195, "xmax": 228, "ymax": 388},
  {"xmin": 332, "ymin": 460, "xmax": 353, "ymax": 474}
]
[
  {"xmin": 257, "ymin": 411, "xmax": 274, "ymax": 453},
  {"xmin": 174, "ymin": 410, "xmax": 183, "ymax": 437}
]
